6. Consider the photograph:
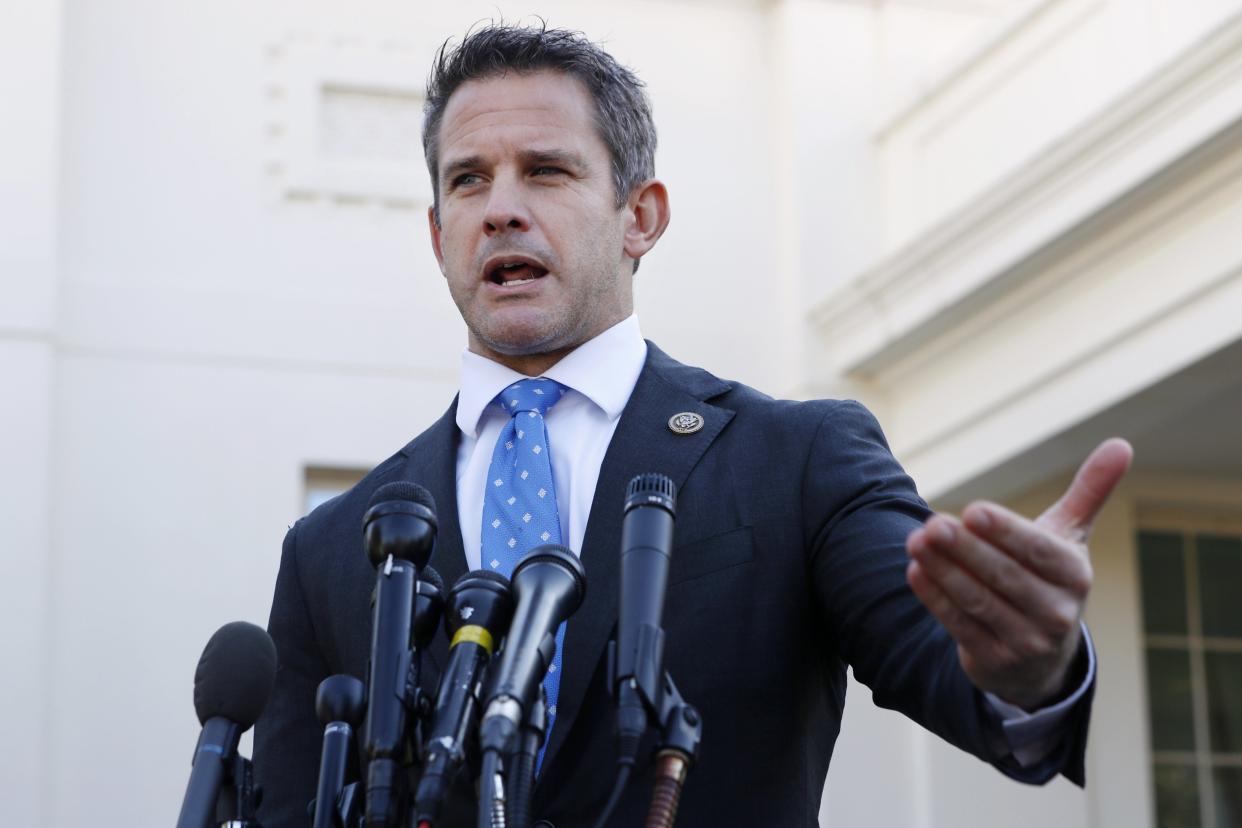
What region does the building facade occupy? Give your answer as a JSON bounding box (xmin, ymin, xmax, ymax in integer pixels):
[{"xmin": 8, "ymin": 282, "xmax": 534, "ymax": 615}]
[{"xmin": 3, "ymin": 1, "xmax": 1240, "ymax": 825}]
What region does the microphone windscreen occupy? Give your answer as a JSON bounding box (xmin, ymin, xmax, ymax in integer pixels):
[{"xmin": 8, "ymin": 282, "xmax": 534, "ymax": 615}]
[
  {"xmin": 625, "ymin": 473, "xmax": 676, "ymax": 514},
  {"xmin": 193, "ymin": 621, "xmax": 278, "ymax": 727},
  {"xmin": 369, "ymin": 481, "xmax": 436, "ymax": 513},
  {"xmin": 458, "ymin": 569, "xmax": 509, "ymax": 588},
  {"xmin": 420, "ymin": 565, "xmax": 446, "ymax": 593}
]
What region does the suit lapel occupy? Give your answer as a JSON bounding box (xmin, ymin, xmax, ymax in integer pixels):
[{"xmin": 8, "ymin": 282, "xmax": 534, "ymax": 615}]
[
  {"xmin": 399, "ymin": 399, "xmax": 469, "ymax": 673},
  {"xmin": 540, "ymin": 343, "xmax": 734, "ymax": 770}
]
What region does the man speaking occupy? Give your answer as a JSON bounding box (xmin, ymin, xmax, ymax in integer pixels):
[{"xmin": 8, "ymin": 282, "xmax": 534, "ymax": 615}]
[{"xmin": 254, "ymin": 22, "xmax": 1132, "ymax": 827}]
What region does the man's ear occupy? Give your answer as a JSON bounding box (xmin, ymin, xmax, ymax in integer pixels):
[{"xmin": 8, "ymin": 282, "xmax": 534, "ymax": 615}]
[
  {"xmin": 622, "ymin": 179, "xmax": 670, "ymax": 262},
  {"xmin": 428, "ymin": 205, "xmax": 445, "ymax": 274}
]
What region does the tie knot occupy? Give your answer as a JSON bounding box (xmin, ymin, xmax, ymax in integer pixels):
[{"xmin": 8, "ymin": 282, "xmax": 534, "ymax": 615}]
[{"xmin": 495, "ymin": 378, "xmax": 568, "ymax": 418}]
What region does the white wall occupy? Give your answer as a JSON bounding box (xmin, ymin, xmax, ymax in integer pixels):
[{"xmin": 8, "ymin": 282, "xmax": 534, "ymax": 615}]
[{"xmin": 0, "ymin": 0, "xmax": 63, "ymax": 825}]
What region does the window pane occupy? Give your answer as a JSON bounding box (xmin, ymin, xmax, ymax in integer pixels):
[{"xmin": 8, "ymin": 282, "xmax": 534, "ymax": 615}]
[
  {"xmin": 1197, "ymin": 535, "xmax": 1242, "ymax": 638},
  {"xmin": 1147, "ymin": 647, "xmax": 1197, "ymax": 751},
  {"xmin": 1204, "ymin": 651, "xmax": 1242, "ymax": 753},
  {"xmin": 1216, "ymin": 767, "xmax": 1242, "ymax": 828},
  {"xmin": 1139, "ymin": 532, "xmax": 1188, "ymax": 635},
  {"xmin": 304, "ymin": 466, "xmax": 367, "ymax": 515},
  {"xmin": 1154, "ymin": 763, "xmax": 1201, "ymax": 828}
]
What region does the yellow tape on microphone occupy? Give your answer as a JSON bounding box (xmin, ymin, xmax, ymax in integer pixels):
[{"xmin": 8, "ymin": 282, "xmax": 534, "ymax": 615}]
[{"xmin": 450, "ymin": 624, "xmax": 494, "ymax": 655}]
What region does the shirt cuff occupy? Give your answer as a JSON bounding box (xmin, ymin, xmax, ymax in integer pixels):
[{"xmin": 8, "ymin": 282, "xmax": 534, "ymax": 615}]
[{"xmin": 983, "ymin": 623, "xmax": 1096, "ymax": 767}]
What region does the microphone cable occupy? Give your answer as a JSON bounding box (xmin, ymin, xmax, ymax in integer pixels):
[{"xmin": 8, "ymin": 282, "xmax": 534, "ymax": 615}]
[
  {"xmin": 591, "ymin": 721, "xmax": 641, "ymax": 828},
  {"xmin": 589, "ymin": 757, "xmax": 633, "ymax": 828}
]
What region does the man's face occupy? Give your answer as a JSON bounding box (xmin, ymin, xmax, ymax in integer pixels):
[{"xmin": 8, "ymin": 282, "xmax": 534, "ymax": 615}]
[{"xmin": 429, "ymin": 70, "xmax": 634, "ymax": 364}]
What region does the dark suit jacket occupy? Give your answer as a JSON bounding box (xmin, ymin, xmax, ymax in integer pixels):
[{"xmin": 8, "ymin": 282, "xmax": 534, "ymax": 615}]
[{"xmin": 254, "ymin": 343, "xmax": 1092, "ymax": 828}]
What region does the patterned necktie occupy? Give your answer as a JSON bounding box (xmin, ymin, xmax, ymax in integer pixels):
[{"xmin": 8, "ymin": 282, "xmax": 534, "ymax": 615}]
[{"xmin": 480, "ymin": 377, "xmax": 569, "ymax": 765}]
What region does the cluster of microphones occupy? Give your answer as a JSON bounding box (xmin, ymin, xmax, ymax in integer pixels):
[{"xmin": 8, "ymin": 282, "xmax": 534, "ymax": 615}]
[{"xmin": 175, "ymin": 473, "xmax": 702, "ymax": 828}]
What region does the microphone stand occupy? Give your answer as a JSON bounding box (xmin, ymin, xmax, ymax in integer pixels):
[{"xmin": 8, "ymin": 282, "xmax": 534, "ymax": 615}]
[
  {"xmin": 215, "ymin": 751, "xmax": 261, "ymax": 827},
  {"xmin": 329, "ymin": 782, "xmax": 364, "ymax": 828},
  {"xmin": 504, "ymin": 688, "xmax": 546, "ymax": 828},
  {"xmin": 643, "ymin": 673, "xmax": 700, "ymax": 828},
  {"xmin": 478, "ymin": 745, "xmax": 508, "ymax": 828},
  {"xmin": 595, "ymin": 657, "xmax": 701, "ymax": 828}
]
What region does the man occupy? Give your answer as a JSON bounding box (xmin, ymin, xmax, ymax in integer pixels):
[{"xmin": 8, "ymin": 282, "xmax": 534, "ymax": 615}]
[{"xmin": 255, "ymin": 23, "xmax": 1132, "ymax": 827}]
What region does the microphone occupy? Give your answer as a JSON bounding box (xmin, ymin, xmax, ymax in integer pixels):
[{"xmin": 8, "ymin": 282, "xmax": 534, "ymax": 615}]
[
  {"xmin": 361, "ymin": 481, "xmax": 438, "ymax": 828},
  {"xmin": 408, "ymin": 567, "xmax": 447, "ymax": 735},
  {"xmin": 312, "ymin": 675, "xmax": 366, "ymax": 828},
  {"xmin": 479, "ymin": 545, "xmax": 586, "ymax": 755},
  {"xmin": 614, "ymin": 474, "xmax": 676, "ymax": 755},
  {"xmin": 592, "ymin": 474, "xmax": 678, "ymax": 828},
  {"xmin": 414, "ymin": 570, "xmax": 514, "ymax": 825},
  {"xmin": 175, "ymin": 621, "xmax": 277, "ymax": 828},
  {"xmin": 368, "ymin": 566, "xmax": 445, "ymax": 707},
  {"xmin": 413, "ymin": 566, "xmax": 447, "ymax": 652}
]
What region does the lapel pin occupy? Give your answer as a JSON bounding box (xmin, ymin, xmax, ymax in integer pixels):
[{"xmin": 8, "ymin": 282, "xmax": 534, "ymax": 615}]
[{"xmin": 667, "ymin": 412, "xmax": 704, "ymax": 435}]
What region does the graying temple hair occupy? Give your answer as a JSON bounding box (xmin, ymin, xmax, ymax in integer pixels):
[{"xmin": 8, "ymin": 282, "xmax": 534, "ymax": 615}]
[{"xmin": 422, "ymin": 21, "xmax": 657, "ymax": 226}]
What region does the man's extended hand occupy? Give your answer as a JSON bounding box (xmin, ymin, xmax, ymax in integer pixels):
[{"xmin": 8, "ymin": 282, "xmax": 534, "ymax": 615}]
[{"xmin": 905, "ymin": 438, "xmax": 1133, "ymax": 710}]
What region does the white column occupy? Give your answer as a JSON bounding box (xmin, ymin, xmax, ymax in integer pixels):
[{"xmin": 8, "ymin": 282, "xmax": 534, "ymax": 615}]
[{"xmin": 0, "ymin": 0, "xmax": 64, "ymax": 824}]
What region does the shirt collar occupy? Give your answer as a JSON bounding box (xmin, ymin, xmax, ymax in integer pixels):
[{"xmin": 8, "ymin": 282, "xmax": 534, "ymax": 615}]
[{"xmin": 455, "ymin": 314, "xmax": 647, "ymax": 438}]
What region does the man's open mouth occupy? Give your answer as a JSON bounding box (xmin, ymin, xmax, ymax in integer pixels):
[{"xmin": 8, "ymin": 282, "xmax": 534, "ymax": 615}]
[{"xmin": 486, "ymin": 256, "xmax": 549, "ymax": 286}]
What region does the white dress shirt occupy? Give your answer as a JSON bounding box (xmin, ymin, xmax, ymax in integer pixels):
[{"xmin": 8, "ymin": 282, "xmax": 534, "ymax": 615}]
[
  {"xmin": 455, "ymin": 314, "xmax": 647, "ymax": 570},
  {"xmin": 450, "ymin": 312, "xmax": 1091, "ymax": 765}
]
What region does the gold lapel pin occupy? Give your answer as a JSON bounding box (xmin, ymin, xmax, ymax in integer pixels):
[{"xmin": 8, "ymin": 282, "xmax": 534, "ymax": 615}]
[{"xmin": 667, "ymin": 412, "xmax": 704, "ymax": 435}]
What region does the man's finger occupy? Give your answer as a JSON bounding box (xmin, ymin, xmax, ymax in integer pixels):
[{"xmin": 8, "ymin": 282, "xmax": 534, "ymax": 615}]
[
  {"xmin": 960, "ymin": 503, "xmax": 1093, "ymax": 594},
  {"xmin": 906, "ymin": 558, "xmax": 998, "ymax": 658},
  {"xmin": 1038, "ymin": 437, "xmax": 1133, "ymax": 539},
  {"xmin": 907, "ymin": 535, "xmax": 1034, "ymax": 643},
  {"xmin": 921, "ymin": 514, "xmax": 1081, "ymax": 636}
]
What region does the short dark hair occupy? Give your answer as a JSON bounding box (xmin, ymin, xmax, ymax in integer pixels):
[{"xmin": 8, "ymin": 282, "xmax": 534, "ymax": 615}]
[{"xmin": 422, "ymin": 22, "xmax": 657, "ymax": 225}]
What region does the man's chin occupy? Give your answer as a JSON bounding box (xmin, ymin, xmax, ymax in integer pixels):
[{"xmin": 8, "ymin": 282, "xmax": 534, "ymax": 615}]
[{"xmin": 471, "ymin": 320, "xmax": 577, "ymax": 359}]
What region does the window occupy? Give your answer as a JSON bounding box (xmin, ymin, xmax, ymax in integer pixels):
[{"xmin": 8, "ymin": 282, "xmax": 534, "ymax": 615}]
[
  {"xmin": 304, "ymin": 466, "xmax": 368, "ymax": 515},
  {"xmin": 1138, "ymin": 529, "xmax": 1242, "ymax": 828}
]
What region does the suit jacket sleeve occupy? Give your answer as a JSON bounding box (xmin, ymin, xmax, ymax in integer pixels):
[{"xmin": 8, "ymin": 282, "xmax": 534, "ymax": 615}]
[
  {"xmin": 802, "ymin": 400, "xmax": 1091, "ymax": 785},
  {"xmin": 254, "ymin": 519, "xmax": 332, "ymax": 827}
]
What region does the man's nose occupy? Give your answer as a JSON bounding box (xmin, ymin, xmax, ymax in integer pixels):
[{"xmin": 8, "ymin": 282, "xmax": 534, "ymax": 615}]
[{"xmin": 482, "ymin": 177, "xmax": 530, "ymax": 235}]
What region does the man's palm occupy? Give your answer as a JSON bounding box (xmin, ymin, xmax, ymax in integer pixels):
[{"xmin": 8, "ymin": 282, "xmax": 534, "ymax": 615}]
[{"xmin": 905, "ymin": 438, "xmax": 1133, "ymax": 709}]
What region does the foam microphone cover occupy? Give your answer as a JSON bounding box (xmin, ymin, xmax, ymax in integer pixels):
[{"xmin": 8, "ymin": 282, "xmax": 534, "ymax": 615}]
[
  {"xmin": 192, "ymin": 621, "xmax": 278, "ymax": 728},
  {"xmin": 419, "ymin": 564, "xmax": 445, "ymax": 594},
  {"xmin": 368, "ymin": 481, "xmax": 436, "ymax": 513}
]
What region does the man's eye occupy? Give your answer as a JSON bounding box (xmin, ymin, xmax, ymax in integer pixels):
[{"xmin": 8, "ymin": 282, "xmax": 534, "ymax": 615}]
[
  {"xmin": 452, "ymin": 173, "xmax": 481, "ymax": 187},
  {"xmin": 532, "ymin": 166, "xmax": 566, "ymax": 177}
]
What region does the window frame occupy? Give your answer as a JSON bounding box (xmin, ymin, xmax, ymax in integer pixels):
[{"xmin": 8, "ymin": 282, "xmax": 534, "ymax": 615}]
[{"xmin": 1137, "ymin": 512, "xmax": 1242, "ymax": 828}]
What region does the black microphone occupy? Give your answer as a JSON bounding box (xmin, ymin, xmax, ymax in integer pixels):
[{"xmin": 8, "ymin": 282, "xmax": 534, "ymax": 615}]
[
  {"xmin": 407, "ymin": 567, "xmax": 447, "ymax": 755},
  {"xmin": 414, "ymin": 570, "xmax": 514, "ymax": 825},
  {"xmin": 413, "ymin": 566, "xmax": 447, "ymax": 651},
  {"xmin": 312, "ymin": 675, "xmax": 366, "ymax": 828},
  {"xmin": 614, "ymin": 474, "xmax": 676, "ymax": 755},
  {"xmin": 361, "ymin": 481, "xmax": 438, "ymax": 828},
  {"xmin": 175, "ymin": 621, "xmax": 277, "ymax": 828},
  {"xmin": 369, "ymin": 566, "xmax": 445, "ymax": 695},
  {"xmin": 478, "ymin": 545, "xmax": 586, "ymax": 755}
]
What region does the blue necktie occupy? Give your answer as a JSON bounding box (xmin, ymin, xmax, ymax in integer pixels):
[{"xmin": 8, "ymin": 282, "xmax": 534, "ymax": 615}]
[{"xmin": 481, "ymin": 377, "xmax": 569, "ymax": 765}]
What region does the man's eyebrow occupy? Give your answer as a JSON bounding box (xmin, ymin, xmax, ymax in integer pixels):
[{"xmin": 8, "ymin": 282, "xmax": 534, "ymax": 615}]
[
  {"xmin": 520, "ymin": 149, "xmax": 588, "ymax": 170},
  {"xmin": 441, "ymin": 155, "xmax": 485, "ymax": 182}
]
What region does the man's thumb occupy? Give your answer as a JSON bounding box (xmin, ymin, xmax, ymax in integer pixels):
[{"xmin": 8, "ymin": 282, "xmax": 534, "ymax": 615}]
[{"xmin": 1039, "ymin": 437, "xmax": 1134, "ymax": 539}]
